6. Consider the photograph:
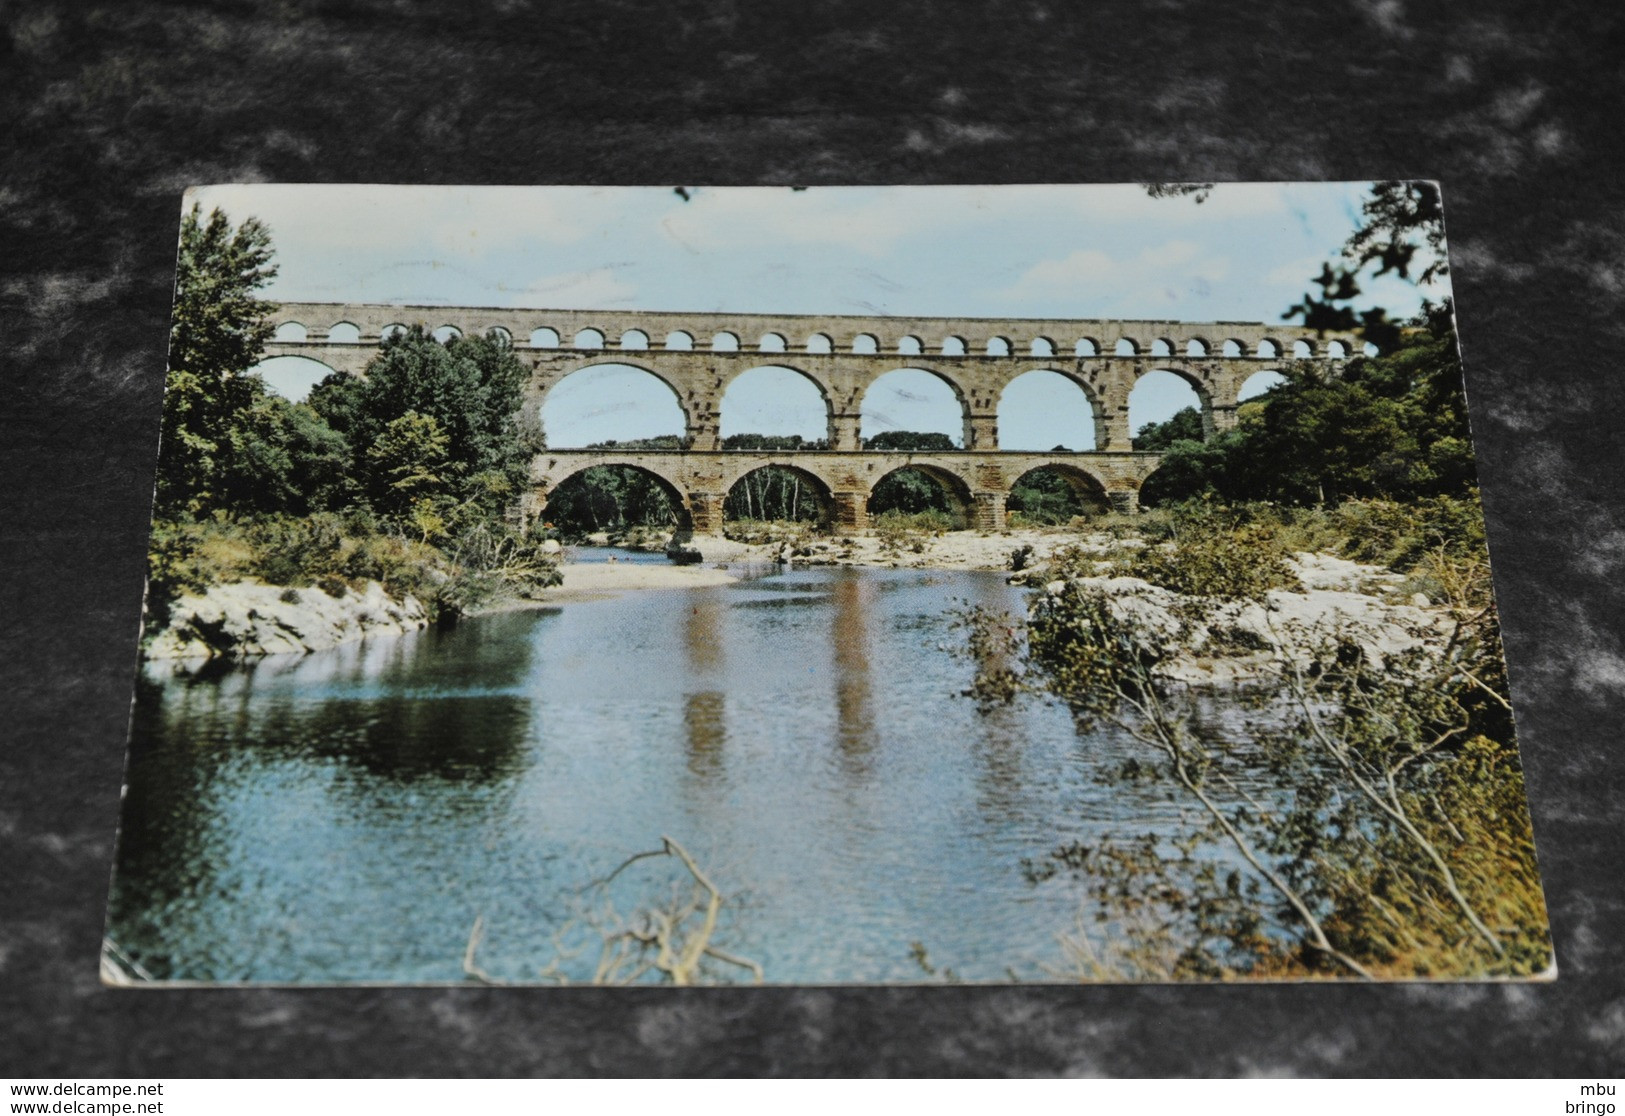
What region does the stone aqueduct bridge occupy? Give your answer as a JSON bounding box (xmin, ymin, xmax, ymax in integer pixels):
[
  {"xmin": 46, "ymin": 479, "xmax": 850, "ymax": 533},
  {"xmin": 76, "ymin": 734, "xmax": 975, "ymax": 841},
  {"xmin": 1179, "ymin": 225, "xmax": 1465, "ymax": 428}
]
[{"xmin": 264, "ymin": 303, "xmax": 1360, "ymax": 533}]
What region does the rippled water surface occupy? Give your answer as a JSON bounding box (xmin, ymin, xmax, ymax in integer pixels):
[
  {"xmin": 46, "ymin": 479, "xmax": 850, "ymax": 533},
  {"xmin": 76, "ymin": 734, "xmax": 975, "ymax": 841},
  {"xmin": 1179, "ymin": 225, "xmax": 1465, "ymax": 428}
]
[{"xmin": 110, "ymin": 563, "xmax": 1264, "ymax": 984}]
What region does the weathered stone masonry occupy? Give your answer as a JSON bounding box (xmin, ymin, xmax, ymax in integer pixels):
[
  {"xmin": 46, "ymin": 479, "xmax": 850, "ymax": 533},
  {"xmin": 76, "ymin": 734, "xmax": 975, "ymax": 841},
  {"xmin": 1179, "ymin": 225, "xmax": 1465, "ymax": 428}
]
[{"xmin": 265, "ymin": 303, "xmax": 1360, "ymax": 533}]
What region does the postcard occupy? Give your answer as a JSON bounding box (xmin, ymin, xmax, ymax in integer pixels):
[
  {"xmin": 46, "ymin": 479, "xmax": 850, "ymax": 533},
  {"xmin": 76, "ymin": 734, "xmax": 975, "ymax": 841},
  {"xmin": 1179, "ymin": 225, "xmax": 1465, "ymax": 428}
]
[{"xmin": 104, "ymin": 183, "xmax": 1553, "ymax": 985}]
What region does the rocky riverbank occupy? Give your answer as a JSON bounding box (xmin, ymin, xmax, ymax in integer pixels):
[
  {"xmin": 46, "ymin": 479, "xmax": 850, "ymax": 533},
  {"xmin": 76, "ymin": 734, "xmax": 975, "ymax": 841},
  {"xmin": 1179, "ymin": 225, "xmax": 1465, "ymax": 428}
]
[
  {"xmin": 144, "ymin": 579, "xmax": 429, "ymax": 661},
  {"xmin": 669, "ymin": 527, "xmax": 1085, "ymax": 571},
  {"xmin": 1013, "ymin": 548, "xmax": 1454, "ymax": 685},
  {"xmin": 143, "ymin": 525, "xmax": 1449, "ymax": 675}
]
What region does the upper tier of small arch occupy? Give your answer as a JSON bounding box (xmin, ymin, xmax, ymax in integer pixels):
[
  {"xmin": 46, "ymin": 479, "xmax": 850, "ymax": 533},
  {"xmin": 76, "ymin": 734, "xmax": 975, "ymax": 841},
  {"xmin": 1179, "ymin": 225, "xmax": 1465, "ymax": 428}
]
[{"xmin": 268, "ymin": 302, "xmax": 1363, "ymax": 359}]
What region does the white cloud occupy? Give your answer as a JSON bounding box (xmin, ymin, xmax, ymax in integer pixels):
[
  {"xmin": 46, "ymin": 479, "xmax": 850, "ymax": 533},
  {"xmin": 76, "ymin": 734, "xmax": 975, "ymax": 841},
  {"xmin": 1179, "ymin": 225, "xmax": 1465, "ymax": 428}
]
[
  {"xmin": 997, "ymin": 241, "xmax": 1234, "ymax": 315},
  {"xmin": 660, "ymin": 188, "xmax": 947, "ymax": 256},
  {"xmin": 191, "ymin": 184, "xmax": 598, "ymax": 261},
  {"xmin": 499, "ymin": 267, "xmax": 639, "ymax": 309},
  {"xmin": 182, "ymin": 182, "xmax": 1402, "ymax": 322},
  {"xmin": 1267, "ymin": 254, "xmax": 1331, "ymax": 286}
]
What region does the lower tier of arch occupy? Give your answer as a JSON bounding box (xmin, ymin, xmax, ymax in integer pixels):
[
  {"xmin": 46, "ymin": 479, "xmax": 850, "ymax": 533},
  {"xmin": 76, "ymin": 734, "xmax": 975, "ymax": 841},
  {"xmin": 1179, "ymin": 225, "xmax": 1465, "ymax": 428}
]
[{"xmin": 527, "ymin": 450, "xmax": 1163, "ymax": 534}]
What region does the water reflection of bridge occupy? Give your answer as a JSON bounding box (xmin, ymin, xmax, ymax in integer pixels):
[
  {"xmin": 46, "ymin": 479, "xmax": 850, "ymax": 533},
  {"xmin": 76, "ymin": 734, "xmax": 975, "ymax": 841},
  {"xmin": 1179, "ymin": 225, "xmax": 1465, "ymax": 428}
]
[
  {"xmin": 264, "ymin": 302, "xmax": 1360, "ymax": 532},
  {"xmin": 678, "ymin": 572, "xmax": 876, "ymax": 783}
]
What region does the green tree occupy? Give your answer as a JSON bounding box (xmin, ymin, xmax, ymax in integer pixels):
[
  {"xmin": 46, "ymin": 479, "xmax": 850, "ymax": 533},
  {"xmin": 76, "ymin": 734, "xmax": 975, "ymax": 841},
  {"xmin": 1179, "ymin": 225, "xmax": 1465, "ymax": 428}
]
[
  {"xmin": 1007, "ymin": 469, "xmax": 1105, "ymax": 524},
  {"xmin": 544, "ymin": 465, "xmax": 681, "ymax": 537},
  {"xmin": 1132, "ymin": 406, "xmax": 1206, "ymax": 452},
  {"xmin": 1284, "ymin": 180, "xmax": 1448, "ymax": 355},
  {"xmin": 869, "ymin": 467, "xmax": 959, "ymax": 518},
  {"xmin": 217, "ymin": 394, "xmax": 353, "ymax": 515},
  {"xmin": 366, "ymin": 410, "xmax": 453, "ymax": 519},
  {"xmin": 1135, "ymin": 319, "xmax": 1477, "ymax": 509},
  {"xmin": 310, "ymin": 327, "xmax": 531, "ymax": 530},
  {"xmin": 721, "ymin": 432, "xmax": 828, "ymax": 451},
  {"xmin": 723, "ymin": 466, "xmax": 823, "ymax": 522},
  {"xmin": 865, "ymin": 430, "xmax": 958, "ymax": 452},
  {"xmin": 155, "ymin": 204, "xmax": 279, "ymax": 518}
]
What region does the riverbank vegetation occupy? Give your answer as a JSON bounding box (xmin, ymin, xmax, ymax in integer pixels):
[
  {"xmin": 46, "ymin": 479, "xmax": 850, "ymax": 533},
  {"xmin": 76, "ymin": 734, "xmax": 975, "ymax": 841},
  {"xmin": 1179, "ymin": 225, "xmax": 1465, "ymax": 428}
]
[
  {"xmin": 941, "ymin": 183, "xmax": 1550, "ymax": 980},
  {"xmin": 145, "ymin": 206, "xmax": 559, "ymax": 639},
  {"xmin": 956, "ymin": 485, "xmax": 1548, "ymax": 979}
]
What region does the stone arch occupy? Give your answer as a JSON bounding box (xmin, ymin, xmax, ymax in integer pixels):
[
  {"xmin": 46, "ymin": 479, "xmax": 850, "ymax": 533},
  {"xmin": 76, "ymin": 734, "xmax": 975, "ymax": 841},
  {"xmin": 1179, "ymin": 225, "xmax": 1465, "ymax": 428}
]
[
  {"xmin": 573, "ymin": 327, "xmax": 605, "ymax": 350},
  {"xmin": 381, "ymin": 323, "xmax": 408, "ymax": 341},
  {"xmin": 250, "ymin": 354, "xmax": 340, "ymax": 402},
  {"xmin": 531, "ymin": 326, "xmax": 560, "ymax": 348},
  {"xmin": 433, "ymin": 325, "xmax": 463, "ymax": 344},
  {"xmin": 1256, "ymin": 338, "xmax": 1280, "ymax": 359},
  {"xmin": 1129, "ymin": 367, "xmax": 1213, "ymax": 442},
  {"xmin": 711, "ymin": 331, "xmax": 740, "ymax": 352},
  {"xmin": 1007, "ymin": 463, "xmax": 1111, "ymax": 523},
  {"xmin": 486, "ymin": 326, "xmax": 512, "ymax": 345},
  {"xmin": 1327, "ymin": 339, "xmax": 1350, "ymax": 359},
  {"xmin": 723, "ymin": 463, "xmax": 833, "ymax": 526},
  {"xmin": 758, "ymin": 331, "xmax": 787, "ymax": 353},
  {"xmin": 1238, "ymin": 369, "xmax": 1287, "ymax": 402},
  {"xmin": 327, "ymin": 321, "xmax": 361, "ymax": 343},
  {"xmin": 1150, "ymin": 338, "xmax": 1174, "ymax": 357},
  {"xmin": 996, "ymin": 369, "xmax": 1101, "ymax": 452},
  {"xmin": 852, "ymin": 333, "xmax": 879, "ymax": 354},
  {"xmin": 858, "ymin": 366, "xmax": 973, "ymax": 449},
  {"xmin": 897, "ymin": 335, "xmax": 923, "ymax": 355},
  {"xmin": 986, "ymin": 336, "xmax": 1011, "ymax": 356},
  {"xmin": 274, "ymin": 321, "xmax": 308, "ymax": 342},
  {"xmin": 537, "ymin": 460, "xmax": 694, "ymax": 535},
  {"xmin": 718, "ymin": 364, "xmax": 834, "ymax": 446},
  {"xmin": 805, "ymin": 333, "xmax": 833, "ymax": 354},
  {"xmin": 535, "ymin": 361, "xmax": 690, "ymax": 449},
  {"xmin": 620, "ymin": 329, "xmax": 649, "ymax": 350},
  {"xmin": 1292, "ymin": 339, "xmax": 1315, "ymax": 358},
  {"xmin": 1185, "ymin": 337, "xmax": 1209, "ymax": 357},
  {"xmin": 1075, "ymin": 337, "xmax": 1100, "ymax": 357},
  {"xmin": 867, "ymin": 462, "xmax": 975, "ymax": 528},
  {"xmin": 1222, "ymin": 338, "xmax": 1245, "ymax": 357},
  {"xmin": 1030, "ymin": 336, "xmax": 1056, "ymax": 357},
  {"xmin": 665, "ymin": 330, "xmax": 694, "ymax": 351},
  {"xmin": 941, "ymin": 335, "xmax": 967, "ymax": 356},
  {"xmin": 1114, "ymin": 337, "xmax": 1139, "ymax": 356}
]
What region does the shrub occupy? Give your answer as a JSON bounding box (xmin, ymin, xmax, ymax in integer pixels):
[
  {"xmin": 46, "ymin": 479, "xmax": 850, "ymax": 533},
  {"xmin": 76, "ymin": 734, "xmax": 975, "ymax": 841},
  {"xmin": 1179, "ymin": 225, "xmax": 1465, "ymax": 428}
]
[
  {"xmin": 247, "ymin": 513, "xmax": 344, "ymax": 586},
  {"xmin": 1122, "ymin": 518, "xmax": 1301, "ymax": 601},
  {"xmin": 340, "ymin": 531, "xmax": 448, "ymax": 602},
  {"xmin": 147, "ymin": 520, "xmax": 214, "ymax": 603},
  {"xmin": 1324, "ymin": 493, "xmax": 1486, "ymax": 570},
  {"xmin": 723, "ymin": 518, "xmax": 818, "ymax": 547},
  {"xmin": 873, "ymin": 508, "xmax": 956, "ymax": 551}
]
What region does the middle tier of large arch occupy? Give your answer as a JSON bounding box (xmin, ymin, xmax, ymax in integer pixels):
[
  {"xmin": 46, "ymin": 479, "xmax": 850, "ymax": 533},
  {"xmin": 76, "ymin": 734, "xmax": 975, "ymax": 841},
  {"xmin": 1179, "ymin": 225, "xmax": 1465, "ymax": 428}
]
[{"xmin": 522, "ymin": 349, "xmax": 1276, "ymax": 423}]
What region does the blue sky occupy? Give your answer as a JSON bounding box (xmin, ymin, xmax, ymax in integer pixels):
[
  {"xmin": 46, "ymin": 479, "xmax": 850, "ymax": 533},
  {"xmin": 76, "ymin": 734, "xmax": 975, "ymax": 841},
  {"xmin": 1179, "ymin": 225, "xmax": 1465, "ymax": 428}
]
[{"xmin": 197, "ymin": 183, "xmax": 1448, "ymax": 445}]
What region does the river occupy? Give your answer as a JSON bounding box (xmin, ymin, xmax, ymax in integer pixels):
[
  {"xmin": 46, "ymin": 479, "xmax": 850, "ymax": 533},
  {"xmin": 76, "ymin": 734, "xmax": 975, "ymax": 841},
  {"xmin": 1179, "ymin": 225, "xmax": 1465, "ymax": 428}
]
[{"xmin": 108, "ymin": 559, "xmax": 1261, "ymax": 984}]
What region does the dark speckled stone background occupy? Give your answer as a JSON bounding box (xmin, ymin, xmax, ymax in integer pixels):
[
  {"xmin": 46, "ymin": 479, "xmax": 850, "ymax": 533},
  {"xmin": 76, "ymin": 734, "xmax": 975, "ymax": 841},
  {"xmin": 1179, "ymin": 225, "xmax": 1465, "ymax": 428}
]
[{"xmin": 3, "ymin": 0, "xmax": 1622, "ymax": 1077}]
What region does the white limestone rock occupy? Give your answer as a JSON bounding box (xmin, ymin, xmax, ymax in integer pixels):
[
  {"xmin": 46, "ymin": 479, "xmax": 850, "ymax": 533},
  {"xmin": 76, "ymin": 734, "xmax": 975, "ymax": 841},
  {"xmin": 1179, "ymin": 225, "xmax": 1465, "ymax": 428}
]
[
  {"xmin": 1046, "ymin": 557, "xmax": 1453, "ymax": 686},
  {"xmin": 144, "ymin": 579, "xmax": 428, "ymax": 661}
]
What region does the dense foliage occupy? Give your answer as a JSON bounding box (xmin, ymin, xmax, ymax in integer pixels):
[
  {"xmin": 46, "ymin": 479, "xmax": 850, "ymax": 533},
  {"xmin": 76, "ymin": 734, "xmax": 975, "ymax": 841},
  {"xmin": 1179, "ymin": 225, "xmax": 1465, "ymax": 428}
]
[
  {"xmin": 721, "ymin": 433, "xmax": 828, "ymax": 451},
  {"xmin": 724, "ymin": 465, "xmax": 824, "ymax": 523},
  {"xmin": 1007, "ymin": 469, "xmax": 1108, "ymax": 526},
  {"xmin": 960, "ymin": 498, "xmax": 1548, "ymax": 979},
  {"xmin": 1284, "ymin": 181, "xmax": 1448, "ymax": 355},
  {"xmin": 147, "ymin": 209, "xmax": 555, "ymax": 626},
  {"xmin": 1140, "ymin": 314, "xmax": 1476, "ymax": 508},
  {"xmin": 307, "ymin": 325, "xmax": 532, "ymax": 537},
  {"xmin": 155, "ymin": 204, "xmax": 279, "ymax": 519},
  {"xmin": 864, "ymin": 430, "xmax": 957, "ymax": 452},
  {"xmin": 1131, "ymin": 406, "xmax": 1204, "ymax": 451}
]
